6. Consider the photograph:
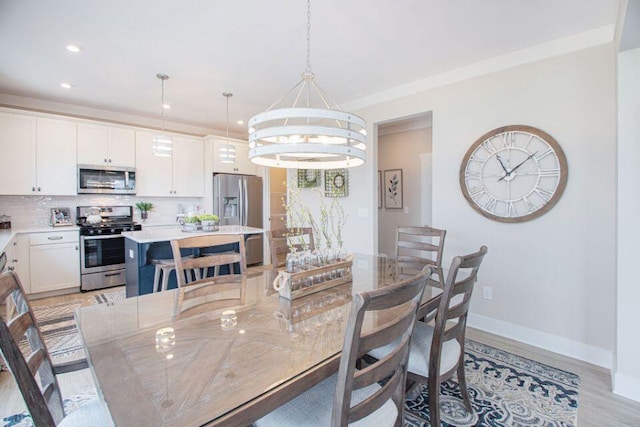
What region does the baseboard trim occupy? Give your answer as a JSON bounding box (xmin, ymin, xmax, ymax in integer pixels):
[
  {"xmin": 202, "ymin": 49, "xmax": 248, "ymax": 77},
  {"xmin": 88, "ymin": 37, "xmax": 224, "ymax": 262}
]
[
  {"xmin": 467, "ymin": 313, "xmax": 613, "ymax": 369},
  {"xmin": 614, "ymin": 373, "xmax": 640, "ymax": 402}
]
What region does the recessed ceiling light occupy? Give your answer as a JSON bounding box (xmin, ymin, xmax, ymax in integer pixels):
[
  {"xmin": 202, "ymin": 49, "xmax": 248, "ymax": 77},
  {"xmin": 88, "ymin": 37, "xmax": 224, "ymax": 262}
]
[
  {"xmin": 162, "ymin": 103, "xmax": 171, "ymax": 109},
  {"xmin": 66, "ymin": 44, "xmax": 82, "ymax": 53},
  {"xmin": 60, "ymin": 82, "xmax": 73, "ymax": 89},
  {"xmin": 237, "ymin": 120, "xmax": 244, "ymax": 125}
]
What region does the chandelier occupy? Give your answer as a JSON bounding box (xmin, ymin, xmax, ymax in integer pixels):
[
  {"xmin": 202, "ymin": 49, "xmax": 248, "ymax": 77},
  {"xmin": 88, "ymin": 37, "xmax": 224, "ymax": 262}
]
[
  {"xmin": 219, "ymin": 92, "xmax": 236, "ymax": 164},
  {"xmin": 152, "ymin": 73, "xmax": 172, "ymax": 157},
  {"xmin": 248, "ymin": 0, "xmax": 366, "ymax": 169}
]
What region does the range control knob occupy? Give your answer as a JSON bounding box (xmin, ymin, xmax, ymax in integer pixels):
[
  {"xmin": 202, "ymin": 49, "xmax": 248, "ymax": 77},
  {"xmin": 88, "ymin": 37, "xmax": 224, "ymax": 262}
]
[{"xmin": 111, "ymin": 228, "xmax": 116, "ymax": 234}]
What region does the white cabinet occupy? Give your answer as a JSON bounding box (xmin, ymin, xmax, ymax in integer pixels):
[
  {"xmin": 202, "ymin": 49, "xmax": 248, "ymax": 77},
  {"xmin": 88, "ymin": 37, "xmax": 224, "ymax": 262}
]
[
  {"xmin": 29, "ymin": 231, "xmax": 79, "ymax": 294},
  {"xmin": 6, "ymin": 234, "xmax": 30, "ymax": 294},
  {"xmin": 211, "ymin": 138, "xmax": 255, "ymax": 175},
  {"xmin": 136, "ymin": 131, "xmax": 204, "ymax": 197},
  {"xmin": 0, "ymin": 113, "xmax": 76, "ymax": 195},
  {"xmin": 78, "ymin": 123, "xmax": 135, "ymax": 167},
  {"xmin": 0, "ymin": 112, "xmax": 36, "ymax": 195}
]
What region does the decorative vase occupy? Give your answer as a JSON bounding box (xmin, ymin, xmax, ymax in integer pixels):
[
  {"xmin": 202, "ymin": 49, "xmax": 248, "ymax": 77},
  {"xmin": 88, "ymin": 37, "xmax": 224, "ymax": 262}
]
[
  {"xmin": 201, "ymin": 220, "xmax": 219, "ymax": 232},
  {"xmin": 141, "ymin": 211, "xmax": 148, "ymax": 221}
]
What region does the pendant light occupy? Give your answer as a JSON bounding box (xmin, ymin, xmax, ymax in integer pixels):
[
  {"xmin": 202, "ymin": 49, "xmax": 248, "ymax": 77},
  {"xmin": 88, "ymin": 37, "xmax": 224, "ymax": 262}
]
[
  {"xmin": 153, "ymin": 73, "xmax": 172, "ymax": 157},
  {"xmin": 248, "ymin": 0, "xmax": 366, "ymax": 169},
  {"xmin": 219, "ymin": 92, "xmax": 236, "ymax": 164}
]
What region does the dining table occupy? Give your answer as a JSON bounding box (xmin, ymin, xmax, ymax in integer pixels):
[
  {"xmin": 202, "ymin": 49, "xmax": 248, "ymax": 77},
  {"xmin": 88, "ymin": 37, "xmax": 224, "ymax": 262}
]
[{"xmin": 75, "ymin": 253, "xmax": 442, "ymax": 427}]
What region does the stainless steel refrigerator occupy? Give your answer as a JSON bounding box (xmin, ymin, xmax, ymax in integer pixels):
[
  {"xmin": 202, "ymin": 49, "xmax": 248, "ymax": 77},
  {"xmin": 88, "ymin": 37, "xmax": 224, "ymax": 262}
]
[{"xmin": 213, "ymin": 173, "xmax": 263, "ymax": 265}]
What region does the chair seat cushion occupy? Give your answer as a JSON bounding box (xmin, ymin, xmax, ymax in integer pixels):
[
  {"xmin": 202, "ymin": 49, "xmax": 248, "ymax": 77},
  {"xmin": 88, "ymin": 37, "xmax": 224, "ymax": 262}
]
[
  {"xmin": 369, "ymin": 321, "xmax": 461, "ymax": 379},
  {"xmin": 254, "ymin": 373, "xmax": 398, "ymax": 427},
  {"xmin": 59, "ymin": 398, "xmax": 112, "ymax": 427}
]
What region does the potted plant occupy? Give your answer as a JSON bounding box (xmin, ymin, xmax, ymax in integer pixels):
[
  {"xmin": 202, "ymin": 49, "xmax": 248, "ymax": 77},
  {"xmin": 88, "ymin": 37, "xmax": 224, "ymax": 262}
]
[
  {"xmin": 135, "ymin": 202, "xmax": 154, "ymax": 221},
  {"xmin": 181, "ymin": 215, "xmax": 200, "ymax": 232},
  {"xmin": 198, "ymin": 214, "xmax": 220, "ymax": 232}
]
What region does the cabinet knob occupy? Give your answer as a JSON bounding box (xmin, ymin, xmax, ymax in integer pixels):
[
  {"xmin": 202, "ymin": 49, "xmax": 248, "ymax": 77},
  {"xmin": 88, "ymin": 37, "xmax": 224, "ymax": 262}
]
[
  {"xmin": 104, "ymin": 158, "xmax": 108, "ymax": 163},
  {"xmin": 37, "ymin": 187, "xmax": 41, "ymax": 192},
  {"xmin": 108, "ymin": 159, "xmax": 112, "ymax": 163},
  {"xmin": 32, "ymin": 187, "xmax": 36, "ymax": 192},
  {"xmin": 75, "ymin": 246, "xmax": 79, "ymax": 250}
]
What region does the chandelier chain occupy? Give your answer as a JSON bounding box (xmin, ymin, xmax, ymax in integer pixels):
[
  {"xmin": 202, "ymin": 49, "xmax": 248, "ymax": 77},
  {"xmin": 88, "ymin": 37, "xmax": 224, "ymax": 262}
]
[{"xmin": 306, "ymin": 0, "xmax": 311, "ymax": 73}]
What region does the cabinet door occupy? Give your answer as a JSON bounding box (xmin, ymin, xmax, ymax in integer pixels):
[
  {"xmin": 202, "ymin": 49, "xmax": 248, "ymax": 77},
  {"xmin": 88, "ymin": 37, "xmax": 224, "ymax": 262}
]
[
  {"xmin": 11, "ymin": 234, "xmax": 31, "ymax": 293},
  {"xmin": 173, "ymin": 136, "xmax": 204, "ymax": 197},
  {"xmin": 36, "ymin": 118, "xmax": 77, "ymax": 195},
  {"xmin": 77, "ymin": 123, "xmax": 108, "ymax": 165},
  {"xmin": 135, "ymin": 131, "xmax": 173, "ymax": 197},
  {"xmin": 212, "ymin": 139, "xmax": 255, "ymax": 175},
  {"xmin": 0, "ymin": 112, "xmax": 36, "ymax": 195},
  {"xmin": 30, "ymin": 242, "xmax": 80, "ymax": 293},
  {"xmin": 108, "ymin": 127, "xmax": 135, "ymax": 167}
]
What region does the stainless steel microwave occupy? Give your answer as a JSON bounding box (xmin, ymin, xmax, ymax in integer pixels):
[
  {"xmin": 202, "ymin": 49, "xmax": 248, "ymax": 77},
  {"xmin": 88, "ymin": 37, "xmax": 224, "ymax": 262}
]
[{"xmin": 77, "ymin": 165, "xmax": 136, "ymax": 195}]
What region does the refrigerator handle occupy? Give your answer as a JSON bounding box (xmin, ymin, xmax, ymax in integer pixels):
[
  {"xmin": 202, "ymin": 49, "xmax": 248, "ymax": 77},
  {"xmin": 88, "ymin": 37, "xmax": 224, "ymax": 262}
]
[
  {"xmin": 242, "ymin": 177, "xmax": 249, "ymax": 226},
  {"xmin": 238, "ymin": 178, "xmax": 244, "ymax": 226}
]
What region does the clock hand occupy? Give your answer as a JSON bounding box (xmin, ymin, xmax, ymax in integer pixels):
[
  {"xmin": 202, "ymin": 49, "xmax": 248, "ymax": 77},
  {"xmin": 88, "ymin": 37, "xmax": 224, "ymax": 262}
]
[
  {"xmin": 497, "ymin": 151, "xmax": 537, "ymax": 182},
  {"xmin": 495, "ymin": 154, "xmax": 509, "ymax": 174}
]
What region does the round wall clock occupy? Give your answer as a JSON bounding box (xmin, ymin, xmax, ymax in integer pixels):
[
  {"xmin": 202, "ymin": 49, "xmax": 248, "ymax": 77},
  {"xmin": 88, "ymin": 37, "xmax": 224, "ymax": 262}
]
[{"xmin": 460, "ymin": 125, "xmax": 568, "ymax": 223}]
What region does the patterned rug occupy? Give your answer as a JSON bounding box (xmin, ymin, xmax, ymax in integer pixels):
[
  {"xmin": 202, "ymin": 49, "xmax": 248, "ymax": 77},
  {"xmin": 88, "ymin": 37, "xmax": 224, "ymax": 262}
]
[{"xmin": 403, "ymin": 339, "xmax": 580, "ymax": 426}]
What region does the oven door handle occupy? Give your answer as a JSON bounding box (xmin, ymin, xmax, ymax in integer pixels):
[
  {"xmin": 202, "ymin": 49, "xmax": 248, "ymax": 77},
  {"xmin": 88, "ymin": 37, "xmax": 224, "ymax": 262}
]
[{"xmin": 81, "ymin": 234, "xmax": 124, "ymax": 240}]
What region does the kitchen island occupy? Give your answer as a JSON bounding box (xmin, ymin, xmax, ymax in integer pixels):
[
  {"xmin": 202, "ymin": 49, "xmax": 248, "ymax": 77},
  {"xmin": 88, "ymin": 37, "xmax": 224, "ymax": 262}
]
[{"xmin": 122, "ymin": 225, "xmax": 264, "ymax": 297}]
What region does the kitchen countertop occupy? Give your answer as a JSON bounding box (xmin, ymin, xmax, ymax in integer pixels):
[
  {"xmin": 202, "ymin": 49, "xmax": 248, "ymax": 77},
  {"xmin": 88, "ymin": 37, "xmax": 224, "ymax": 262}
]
[{"xmin": 121, "ymin": 225, "xmax": 264, "ymax": 244}]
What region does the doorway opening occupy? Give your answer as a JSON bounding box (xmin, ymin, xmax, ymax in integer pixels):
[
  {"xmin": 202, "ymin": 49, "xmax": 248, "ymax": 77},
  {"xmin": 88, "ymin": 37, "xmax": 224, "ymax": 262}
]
[{"xmin": 376, "ymin": 112, "xmax": 433, "ymax": 257}]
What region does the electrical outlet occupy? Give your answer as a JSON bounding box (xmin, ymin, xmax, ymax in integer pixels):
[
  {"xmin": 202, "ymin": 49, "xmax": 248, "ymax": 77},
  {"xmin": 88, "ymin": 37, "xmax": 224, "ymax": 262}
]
[{"xmin": 483, "ymin": 286, "xmax": 493, "ymax": 300}]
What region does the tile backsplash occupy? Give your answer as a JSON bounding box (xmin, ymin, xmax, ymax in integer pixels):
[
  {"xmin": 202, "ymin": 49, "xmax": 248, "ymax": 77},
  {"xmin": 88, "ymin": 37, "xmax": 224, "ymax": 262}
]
[{"xmin": 0, "ymin": 195, "xmax": 205, "ymax": 229}]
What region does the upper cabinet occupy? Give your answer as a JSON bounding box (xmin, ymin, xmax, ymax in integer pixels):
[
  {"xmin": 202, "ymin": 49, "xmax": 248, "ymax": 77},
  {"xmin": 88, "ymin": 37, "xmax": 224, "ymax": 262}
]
[
  {"xmin": 135, "ymin": 131, "xmax": 204, "ymax": 197},
  {"xmin": 211, "ymin": 138, "xmax": 256, "ymax": 175},
  {"xmin": 0, "ymin": 112, "xmax": 76, "ymax": 195},
  {"xmin": 78, "ymin": 123, "xmax": 135, "ymax": 167}
]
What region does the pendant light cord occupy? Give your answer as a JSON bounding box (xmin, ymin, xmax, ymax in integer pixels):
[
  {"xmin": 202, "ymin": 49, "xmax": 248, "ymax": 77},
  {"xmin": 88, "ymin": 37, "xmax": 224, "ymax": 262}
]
[
  {"xmin": 305, "ymin": 0, "xmax": 312, "ymax": 74},
  {"xmin": 160, "ymin": 77, "xmax": 165, "ymax": 134},
  {"xmin": 226, "ymin": 95, "xmax": 230, "ymax": 139}
]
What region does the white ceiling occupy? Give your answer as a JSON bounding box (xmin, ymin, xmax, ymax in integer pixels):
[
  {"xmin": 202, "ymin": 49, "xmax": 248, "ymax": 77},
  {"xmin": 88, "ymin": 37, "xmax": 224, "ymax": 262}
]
[{"xmin": 0, "ymin": 0, "xmax": 624, "ymax": 136}]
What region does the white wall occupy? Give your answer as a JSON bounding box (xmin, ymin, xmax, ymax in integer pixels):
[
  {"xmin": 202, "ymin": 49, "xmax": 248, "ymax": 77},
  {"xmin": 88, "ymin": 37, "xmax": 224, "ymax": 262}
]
[
  {"xmin": 377, "ymin": 127, "xmax": 432, "ymax": 257},
  {"xmin": 335, "ymin": 44, "xmax": 617, "ymax": 367},
  {"xmin": 615, "ymin": 47, "xmax": 640, "ymax": 401}
]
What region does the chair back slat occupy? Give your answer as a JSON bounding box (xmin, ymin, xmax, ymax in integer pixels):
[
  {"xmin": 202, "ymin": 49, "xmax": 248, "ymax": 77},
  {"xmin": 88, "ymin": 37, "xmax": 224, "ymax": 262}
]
[
  {"xmin": 26, "ymin": 348, "xmax": 46, "ymax": 377},
  {"xmin": 173, "ymin": 276, "xmax": 247, "ymax": 320},
  {"xmin": 353, "ymin": 334, "xmax": 410, "ymax": 389},
  {"xmin": 8, "ymin": 312, "xmax": 33, "ymax": 344},
  {"xmin": 268, "ymin": 227, "xmax": 315, "ymax": 268},
  {"xmin": 395, "ymin": 226, "xmax": 446, "ymax": 285},
  {"xmin": 429, "ymin": 246, "xmax": 488, "ymax": 380},
  {"xmin": 0, "ymin": 272, "xmax": 64, "ymax": 427},
  {"xmin": 357, "ymin": 310, "xmax": 415, "ymax": 355},
  {"xmin": 331, "ymin": 270, "xmax": 430, "ymax": 426},
  {"xmin": 170, "ymin": 234, "xmax": 247, "ymax": 289}
]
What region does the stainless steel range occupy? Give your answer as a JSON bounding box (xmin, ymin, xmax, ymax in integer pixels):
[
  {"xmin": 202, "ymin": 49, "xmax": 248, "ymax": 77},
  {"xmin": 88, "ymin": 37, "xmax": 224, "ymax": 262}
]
[{"xmin": 77, "ymin": 206, "xmax": 141, "ymax": 291}]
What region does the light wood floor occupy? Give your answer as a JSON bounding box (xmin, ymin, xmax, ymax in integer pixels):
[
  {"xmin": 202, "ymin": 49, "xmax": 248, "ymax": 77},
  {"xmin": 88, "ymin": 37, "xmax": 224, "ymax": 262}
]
[{"xmin": 2, "ymin": 288, "xmax": 640, "ymax": 426}]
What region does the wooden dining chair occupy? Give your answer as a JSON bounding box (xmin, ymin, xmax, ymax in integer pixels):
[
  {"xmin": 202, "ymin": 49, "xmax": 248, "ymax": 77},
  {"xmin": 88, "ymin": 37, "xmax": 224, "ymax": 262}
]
[
  {"xmin": 396, "ymin": 226, "xmax": 446, "ymax": 289},
  {"xmin": 0, "ymin": 271, "xmax": 110, "ymax": 427},
  {"xmin": 170, "ymin": 234, "xmax": 247, "ymax": 288},
  {"xmin": 268, "ymin": 227, "xmax": 315, "ymax": 269},
  {"xmin": 255, "ymin": 269, "xmax": 432, "ymax": 427},
  {"xmin": 370, "ymin": 246, "xmax": 488, "ymax": 427}
]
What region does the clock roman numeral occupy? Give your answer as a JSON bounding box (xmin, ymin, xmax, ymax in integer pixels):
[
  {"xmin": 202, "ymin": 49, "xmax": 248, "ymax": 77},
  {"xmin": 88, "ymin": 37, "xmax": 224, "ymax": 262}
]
[
  {"xmin": 468, "ymin": 186, "xmax": 485, "ymax": 199},
  {"xmin": 506, "ymin": 201, "xmax": 517, "ymax": 217},
  {"xmin": 539, "ymin": 168, "xmax": 560, "ymax": 178},
  {"xmin": 523, "ymin": 197, "xmax": 536, "ymax": 212},
  {"xmin": 481, "ymin": 140, "xmax": 498, "ymax": 156},
  {"xmin": 501, "ymin": 132, "xmax": 516, "ymax": 148},
  {"xmin": 484, "ymin": 196, "xmax": 497, "ymax": 213},
  {"xmin": 535, "ymin": 148, "xmax": 554, "ymax": 161},
  {"xmin": 465, "ymin": 170, "xmax": 481, "ymax": 180},
  {"xmin": 534, "ymin": 186, "xmax": 554, "ymax": 201}
]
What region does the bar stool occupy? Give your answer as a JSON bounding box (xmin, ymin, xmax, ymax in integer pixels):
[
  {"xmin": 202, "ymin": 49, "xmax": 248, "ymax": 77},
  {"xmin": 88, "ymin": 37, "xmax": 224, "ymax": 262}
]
[{"xmin": 151, "ymin": 259, "xmax": 177, "ymax": 292}]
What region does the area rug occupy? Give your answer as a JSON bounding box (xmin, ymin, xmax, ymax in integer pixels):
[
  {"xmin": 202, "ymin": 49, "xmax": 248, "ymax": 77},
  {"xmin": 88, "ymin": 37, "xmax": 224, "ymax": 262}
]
[
  {"xmin": 403, "ymin": 339, "xmax": 580, "ymax": 426},
  {"xmin": 90, "ymin": 288, "xmax": 126, "ymax": 305}
]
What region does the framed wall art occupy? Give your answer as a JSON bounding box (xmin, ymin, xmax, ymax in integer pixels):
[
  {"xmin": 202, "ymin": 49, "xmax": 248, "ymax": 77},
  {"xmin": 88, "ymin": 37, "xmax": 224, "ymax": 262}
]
[
  {"xmin": 384, "ymin": 169, "xmax": 403, "ymax": 209},
  {"xmin": 324, "ymin": 169, "xmax": 348, "ymax": 197},
  {"xmin": 297, "ymin": 169, "xmax": 321, "ymax": 188}
]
